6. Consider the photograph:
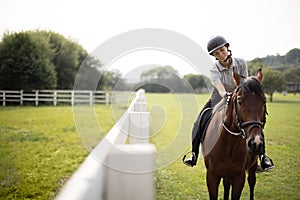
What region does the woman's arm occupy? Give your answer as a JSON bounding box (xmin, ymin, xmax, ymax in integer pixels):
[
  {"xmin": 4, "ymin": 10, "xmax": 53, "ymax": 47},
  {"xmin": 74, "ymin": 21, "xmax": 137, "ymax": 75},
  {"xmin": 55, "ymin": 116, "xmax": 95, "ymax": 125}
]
[
  {"xmin": 214, "ymin": 82, "xmax": 227, "ymax": 97},
  {"xmin": 210, "ymin": 64, "xmax": 227, "ymax": 97}
]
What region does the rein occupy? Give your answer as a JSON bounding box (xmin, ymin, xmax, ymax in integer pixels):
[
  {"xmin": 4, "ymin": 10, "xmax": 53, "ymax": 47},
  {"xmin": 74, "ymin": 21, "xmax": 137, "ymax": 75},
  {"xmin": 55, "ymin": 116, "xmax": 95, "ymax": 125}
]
[{"xmin": 222, "ymin": 94, "xmax": 265, "ymax": 139}]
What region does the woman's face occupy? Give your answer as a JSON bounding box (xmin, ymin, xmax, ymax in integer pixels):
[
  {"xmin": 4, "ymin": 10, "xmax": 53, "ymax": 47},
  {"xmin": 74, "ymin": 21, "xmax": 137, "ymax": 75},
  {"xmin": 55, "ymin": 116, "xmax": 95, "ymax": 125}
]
[{"xmin": 212, "ymin": 46, "xmax": 228, "ymax": 61}]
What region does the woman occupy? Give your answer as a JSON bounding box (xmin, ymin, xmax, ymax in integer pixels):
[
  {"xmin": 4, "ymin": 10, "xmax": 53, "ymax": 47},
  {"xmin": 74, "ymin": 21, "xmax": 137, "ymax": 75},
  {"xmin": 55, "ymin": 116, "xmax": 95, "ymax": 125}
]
[{"xmin": 183, "ymin": 36, "xmax": 274, "ymax": 171}]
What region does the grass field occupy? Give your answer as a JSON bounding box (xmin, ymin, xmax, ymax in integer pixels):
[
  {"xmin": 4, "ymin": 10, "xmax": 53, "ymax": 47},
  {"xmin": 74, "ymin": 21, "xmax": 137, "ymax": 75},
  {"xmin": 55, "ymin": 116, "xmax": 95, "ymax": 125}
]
[
  {"xmin": 0, "ymin": 93, "xmax": 299, "ymax": 200},
  {"xmin": 0, "ymin": 106, "xmax": 115, "ymax": 200}
]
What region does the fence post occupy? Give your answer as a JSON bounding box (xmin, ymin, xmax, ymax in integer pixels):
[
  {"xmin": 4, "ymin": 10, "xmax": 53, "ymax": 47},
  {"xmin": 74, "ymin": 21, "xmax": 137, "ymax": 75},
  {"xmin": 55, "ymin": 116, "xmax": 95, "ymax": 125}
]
[
  {"xmin": 104, "ymin": 144, "xmax": 156, "ymax": 200},
  {"xmin": 2, "ymin": 91, "xmax": 5, "ymax": 107},
  {"xmin": 129, "ymin": 89, "xmax": 150, "ymax": 144},
  {"xmin": 54, "ymin": 91, "xmax": 57, "ymax": 106},
  {"xmin": 89, "ymin": 91, "xmax": 93, "ymax": 106},
  {"xmin": 35, "ymin": 90, "xmax": 39, "ymax": 106},
  {"xmin": 71, "ymin": 91, "xmax": 75, "ymax": 106},
  {"xmin": 129, "ymin": 111, "xmax": 150, "ymax": 144},
  {"xmin": 105, "ymin": 92, "xmax": 110, "ymax": 105},
  {"xmin": 20, "ymin": 90, "xmax": 23, "ymax": 106}
]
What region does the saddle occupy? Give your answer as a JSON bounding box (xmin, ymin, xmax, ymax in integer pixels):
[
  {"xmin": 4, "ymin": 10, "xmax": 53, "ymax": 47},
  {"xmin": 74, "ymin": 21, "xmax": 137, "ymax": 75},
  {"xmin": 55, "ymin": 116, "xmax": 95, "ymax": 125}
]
[{"xmin": 198, "ymin": 107, "xmax": 213, "ymax": 143}]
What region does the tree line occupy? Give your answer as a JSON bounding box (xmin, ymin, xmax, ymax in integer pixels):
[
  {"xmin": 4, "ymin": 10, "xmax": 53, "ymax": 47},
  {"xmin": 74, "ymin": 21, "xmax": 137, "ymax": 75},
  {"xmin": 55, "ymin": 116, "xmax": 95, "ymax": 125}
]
[
  {"xmin": 0, "ymin": 30, "xmax": 299, "ymax": 102},
  {"xmin": 0, "ymin": 30, "xmax": 121, "ymax": 91},
  {"xmin": 260, "ymin": 48, "xmax": 300, "ymax": 70},
  {"xmin": 247, "ymin": 50, "xmax": 300, "ymax": 101},
  {"xmin": 0, "ymin": 30, "xmax": 211, "ymax": 93}
]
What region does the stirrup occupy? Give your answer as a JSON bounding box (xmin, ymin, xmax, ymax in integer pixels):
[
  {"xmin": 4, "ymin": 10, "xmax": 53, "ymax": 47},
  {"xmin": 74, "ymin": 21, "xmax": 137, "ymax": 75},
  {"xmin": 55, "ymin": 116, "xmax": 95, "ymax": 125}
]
[
  {"xmin": 262, "ymin": 154, "xmax": 274, "ymax": 170},
  {"xmin": 260, "ymin": 154, "xmax": 275, "ymax": 171}
]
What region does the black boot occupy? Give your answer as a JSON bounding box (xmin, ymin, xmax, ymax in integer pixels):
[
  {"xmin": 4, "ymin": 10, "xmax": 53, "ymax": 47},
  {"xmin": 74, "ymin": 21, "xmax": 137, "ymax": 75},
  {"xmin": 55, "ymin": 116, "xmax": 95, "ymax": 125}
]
[
  {"xmin": 260, "ymin": 154, "xmax": 274, "ymax": 171},
  {"xmin": 182, "ymin": 152, "xmax": 197, "ymax": 167}
]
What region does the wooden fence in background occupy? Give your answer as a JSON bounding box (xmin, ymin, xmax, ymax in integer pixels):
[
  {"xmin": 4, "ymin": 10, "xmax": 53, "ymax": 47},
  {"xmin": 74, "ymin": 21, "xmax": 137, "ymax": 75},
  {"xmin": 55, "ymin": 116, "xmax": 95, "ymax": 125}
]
[{"xmin": 0, "ymin": 90, "xmax": 113, "ymax": 106}]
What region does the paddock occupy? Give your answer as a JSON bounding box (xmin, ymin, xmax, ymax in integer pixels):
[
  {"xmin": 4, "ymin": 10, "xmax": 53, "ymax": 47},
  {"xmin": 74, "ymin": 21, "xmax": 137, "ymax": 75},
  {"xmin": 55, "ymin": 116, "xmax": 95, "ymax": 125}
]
[{"xmin": 0, "ymin": 93, "xmax": 299, "ymax": 199}]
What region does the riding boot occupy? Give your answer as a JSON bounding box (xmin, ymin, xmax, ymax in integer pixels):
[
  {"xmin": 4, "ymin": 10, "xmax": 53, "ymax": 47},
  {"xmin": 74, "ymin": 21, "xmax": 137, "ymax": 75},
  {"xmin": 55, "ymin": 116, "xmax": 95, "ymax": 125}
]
[
  {"xmin": 182, "ymin": 114, "xmax": 202, "ymax": 167},
  {"xmin": 183, "ymin": 100, "xmax": 211, "ymax": 168},
  {"xmin": 183, "ymin": 152, "xmax": 198, "ymax": 167},
  {"xmin": 259, "ymin": 132, "xmax": 274, "ymax": 171}
]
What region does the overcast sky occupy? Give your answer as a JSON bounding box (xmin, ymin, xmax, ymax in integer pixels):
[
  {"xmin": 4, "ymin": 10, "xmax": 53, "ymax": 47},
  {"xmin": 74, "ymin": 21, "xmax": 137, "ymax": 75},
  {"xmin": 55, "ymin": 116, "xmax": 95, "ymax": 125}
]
[{"xmin": 1, "ymin": 0, "xmax": 299, "ymax": 76}]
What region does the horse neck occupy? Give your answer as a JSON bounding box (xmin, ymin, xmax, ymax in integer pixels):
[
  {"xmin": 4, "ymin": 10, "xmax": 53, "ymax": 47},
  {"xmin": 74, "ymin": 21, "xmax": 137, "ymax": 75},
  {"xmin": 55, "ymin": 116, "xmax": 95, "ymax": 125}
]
[{"xmin": 224, "ymin": 97, "xmax": 239, "ymax": 132}]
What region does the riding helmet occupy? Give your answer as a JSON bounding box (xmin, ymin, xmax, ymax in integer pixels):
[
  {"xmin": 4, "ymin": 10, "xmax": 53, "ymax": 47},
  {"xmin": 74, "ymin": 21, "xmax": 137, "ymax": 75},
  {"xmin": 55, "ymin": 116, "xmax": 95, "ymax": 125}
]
[{"xmin": 207, "ymin": 36, "xmax": 230, "ymax": 55}]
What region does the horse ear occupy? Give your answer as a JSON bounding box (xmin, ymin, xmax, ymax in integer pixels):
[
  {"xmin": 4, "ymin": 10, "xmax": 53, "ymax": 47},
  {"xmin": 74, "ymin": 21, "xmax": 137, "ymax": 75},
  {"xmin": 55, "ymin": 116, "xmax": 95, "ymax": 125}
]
[
  {"xmin": 232, "ymin": 67, "xmax": 240, "ymax": 86},
  {"xmin": 256, "ymin": 68, "xmax": 263, "ymax": 83}
]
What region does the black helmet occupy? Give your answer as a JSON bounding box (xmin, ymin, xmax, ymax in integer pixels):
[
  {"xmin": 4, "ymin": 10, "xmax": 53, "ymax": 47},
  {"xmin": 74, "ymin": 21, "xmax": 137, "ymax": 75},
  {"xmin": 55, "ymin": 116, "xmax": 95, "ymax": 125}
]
[{"xmin": 207, "ymin": 36, "xmax": 230, "ymax": 55}]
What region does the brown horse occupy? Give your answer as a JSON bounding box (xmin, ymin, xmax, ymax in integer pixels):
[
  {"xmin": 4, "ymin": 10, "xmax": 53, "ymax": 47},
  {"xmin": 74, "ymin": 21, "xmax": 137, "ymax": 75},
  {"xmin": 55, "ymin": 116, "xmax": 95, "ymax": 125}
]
[{"xmin": 202, "ymin": 69, "xmax": 266, "ymax": 200}]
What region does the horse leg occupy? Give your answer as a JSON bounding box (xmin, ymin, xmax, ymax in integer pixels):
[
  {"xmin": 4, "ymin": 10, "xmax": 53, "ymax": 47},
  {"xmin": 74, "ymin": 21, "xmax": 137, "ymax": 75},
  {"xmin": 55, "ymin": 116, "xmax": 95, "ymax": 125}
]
[
  {"xmin": 206, "ymin": 170, "xmax": 221, "ymax": 200},
  {"xmin": 231, "ymin": 172, "xmax": 246, "ymax": 200},
  {"xmin": 223, "ymin": 177, "xmax": 230, "ymax": 200},
  {"xmin": 248, "ymin": 161, "xmax": 258, "ymax": 200}
]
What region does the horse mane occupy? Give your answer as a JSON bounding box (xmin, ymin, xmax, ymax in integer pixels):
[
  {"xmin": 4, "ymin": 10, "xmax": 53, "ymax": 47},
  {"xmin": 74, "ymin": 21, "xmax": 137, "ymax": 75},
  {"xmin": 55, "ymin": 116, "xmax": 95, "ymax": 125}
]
[{"xmin": 238, "ymin": 76, "xmax": 265, "ymax": 96}]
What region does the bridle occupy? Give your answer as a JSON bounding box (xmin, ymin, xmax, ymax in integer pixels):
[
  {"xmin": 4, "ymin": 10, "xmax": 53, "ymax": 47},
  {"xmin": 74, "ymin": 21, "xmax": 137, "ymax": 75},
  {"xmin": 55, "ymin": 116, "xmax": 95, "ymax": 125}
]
[{"xmin": 222, "ymin": 93, "xmax": 266, "ymax": 139}]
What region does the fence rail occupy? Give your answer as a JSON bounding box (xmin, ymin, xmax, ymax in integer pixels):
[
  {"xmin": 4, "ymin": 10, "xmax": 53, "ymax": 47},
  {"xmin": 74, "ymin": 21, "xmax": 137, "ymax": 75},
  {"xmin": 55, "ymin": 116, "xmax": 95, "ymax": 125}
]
[
  {"xmin": 55, "ymin": 89, "xmax": 155, "ymax": 200},
  {"xmin": 0, "ymin": 90, "xmax": 112, "ymax": 106}
]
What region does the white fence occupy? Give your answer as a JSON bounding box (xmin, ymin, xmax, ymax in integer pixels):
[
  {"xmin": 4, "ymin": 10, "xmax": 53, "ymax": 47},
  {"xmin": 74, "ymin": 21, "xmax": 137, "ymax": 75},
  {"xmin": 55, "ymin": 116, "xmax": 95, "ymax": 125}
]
[
  {"xmin": 55, "ymin": 89, "xmax": 156, "ymax": 200},
  {"xmin": 0, "ymin": 90, "xmax": 111, "ymax": 106}
]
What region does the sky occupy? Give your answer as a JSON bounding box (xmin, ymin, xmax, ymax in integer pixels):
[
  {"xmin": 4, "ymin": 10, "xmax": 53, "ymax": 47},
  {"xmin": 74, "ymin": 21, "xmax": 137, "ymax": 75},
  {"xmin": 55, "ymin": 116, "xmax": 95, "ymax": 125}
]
[{"xmin": 1, "ymin": 0, "xmax": 300, "ymax": 76}]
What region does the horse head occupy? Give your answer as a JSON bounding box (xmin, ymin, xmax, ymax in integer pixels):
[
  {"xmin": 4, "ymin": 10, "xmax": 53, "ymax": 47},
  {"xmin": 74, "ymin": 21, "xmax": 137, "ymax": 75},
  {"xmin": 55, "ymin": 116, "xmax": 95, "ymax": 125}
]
[{"xmin": 231, "ymin": 68, "xmax": 266, "ymax": 155}]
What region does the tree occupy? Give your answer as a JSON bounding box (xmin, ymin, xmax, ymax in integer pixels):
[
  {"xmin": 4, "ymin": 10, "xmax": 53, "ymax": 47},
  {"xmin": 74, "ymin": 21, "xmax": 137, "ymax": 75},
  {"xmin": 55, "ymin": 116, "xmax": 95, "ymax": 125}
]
[
  {"xmin": 0, "ymin": 30, "xmax": 89, "ymax": 90},
  {"xmin": 140, "ymin": 66, "xmax": 190, "ymax": 93},
  {"xmin": 257, "ymin": 48, "xmax": 300, "ymax": 71},
  {"xmin": 283, "ymin": 66, "xmax": 300, "ymax": 93},
  {"xmin": 101, "ymin": 70, "xmax": 123, "ymax": 91},
  {"xmin": 0, "ymin": 31, "xmax": 56, "ymax": 90},
  {"xmin": 184, "ymin": 73, "xmax": 212, "ymax": 93},
  {"xmin": 283, "ymin": 66, "xmax": 300, "ymax": 83},
  {"xmin": 33, "ymin": 31, "xmax": 88, "ymax": 89},
  {"xmin": 0, "ymin": 30, "xmax": 124, "ymax": 91},
  {"xmin": 262, "ymin": 67, "xmax": 286, "ymax": 102},
  {"xmin": 247, "ymin": 58, "xmax": 268, "ymax": 76},
  {"xmin": 73, "ymin": 55, "xmax": 102, "ymax": 90},
  {"xmin": 284, "ymin": 48, "xmax": 300, "ymax": 65}
]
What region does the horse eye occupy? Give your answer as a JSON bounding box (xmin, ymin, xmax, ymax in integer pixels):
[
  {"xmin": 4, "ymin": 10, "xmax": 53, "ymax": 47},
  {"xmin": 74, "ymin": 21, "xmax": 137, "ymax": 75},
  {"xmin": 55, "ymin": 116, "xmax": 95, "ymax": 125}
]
[
  {"xmin": 237, "ymin": 96, "xmax": 242, "ymax": 105},
  {"xmin": 238, "ymin": 101, "xmax": 242, "ymax": 106}
]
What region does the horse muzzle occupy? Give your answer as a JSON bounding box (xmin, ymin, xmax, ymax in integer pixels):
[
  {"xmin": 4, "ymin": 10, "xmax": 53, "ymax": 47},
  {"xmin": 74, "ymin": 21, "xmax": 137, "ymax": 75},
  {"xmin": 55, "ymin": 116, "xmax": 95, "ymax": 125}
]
[{"xmin": 247, "ymin": 134, "xmax": 264, "ymax": 155}]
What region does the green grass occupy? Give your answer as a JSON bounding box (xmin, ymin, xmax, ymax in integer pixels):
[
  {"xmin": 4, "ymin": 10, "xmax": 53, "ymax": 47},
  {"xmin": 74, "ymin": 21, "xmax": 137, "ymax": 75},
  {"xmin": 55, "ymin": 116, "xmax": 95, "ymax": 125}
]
[
  {"xmin": 0, "ymin": 106, "xmax": 115, "ymax": 200},
  {"xmin": 0, "ymin": 93, "xmax": 299, "ymax": 199}
]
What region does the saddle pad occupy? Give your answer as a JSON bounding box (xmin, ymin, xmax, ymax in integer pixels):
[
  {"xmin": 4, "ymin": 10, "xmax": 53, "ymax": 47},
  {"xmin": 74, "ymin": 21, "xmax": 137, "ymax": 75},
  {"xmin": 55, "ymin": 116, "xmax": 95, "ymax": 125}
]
[{"xmin": 199, "ymin": 107, "xmax": 213, "ymax": 143}]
